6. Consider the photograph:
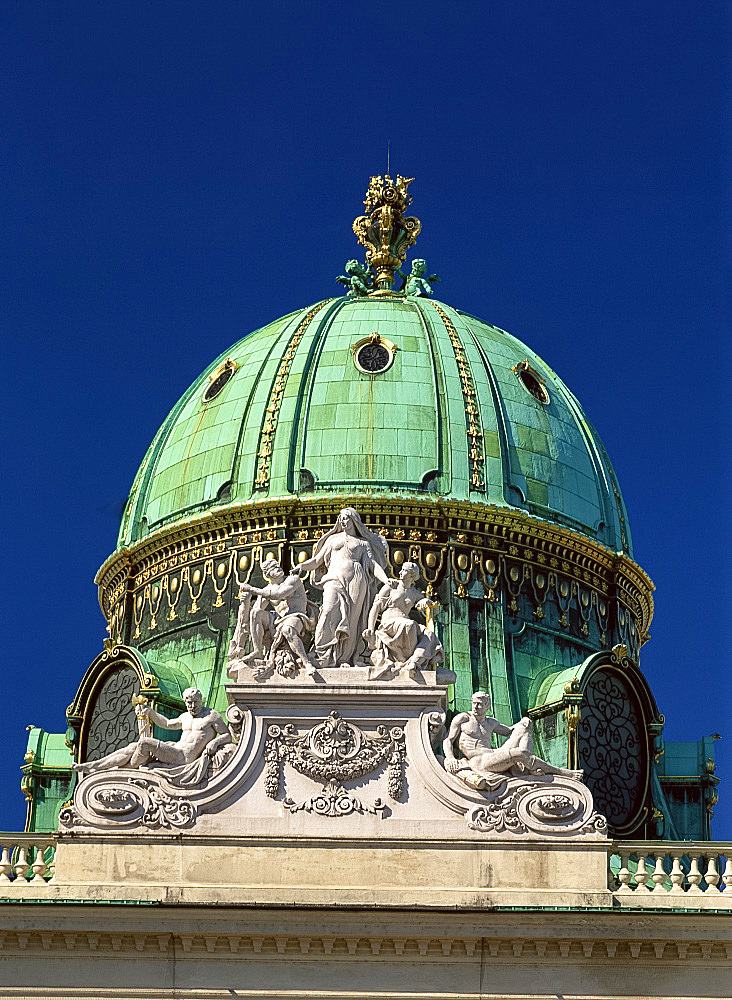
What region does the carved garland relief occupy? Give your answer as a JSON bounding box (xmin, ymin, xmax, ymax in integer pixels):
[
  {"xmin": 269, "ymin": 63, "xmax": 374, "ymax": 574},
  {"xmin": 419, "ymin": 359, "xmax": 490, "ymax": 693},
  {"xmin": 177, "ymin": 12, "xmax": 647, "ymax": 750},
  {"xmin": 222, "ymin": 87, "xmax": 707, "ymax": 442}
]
[{"xmin": 264, "ymin": 711, "xmax": 406, "ymax": 817}]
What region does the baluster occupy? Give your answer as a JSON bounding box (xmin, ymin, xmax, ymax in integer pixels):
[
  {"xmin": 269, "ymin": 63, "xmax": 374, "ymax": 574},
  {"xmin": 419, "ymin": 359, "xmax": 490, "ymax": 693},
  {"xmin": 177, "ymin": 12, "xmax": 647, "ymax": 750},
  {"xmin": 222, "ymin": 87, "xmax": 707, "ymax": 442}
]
[
  {"xmin": 669, "ymin": 853, "xmax": 685, "ymax": 894},
  {"xmin": 633, "ymin": 855, "xmax": 651, "ymax": 893},
  {"xmin": 651, "ymin": 854, "xmax": 668, "ymax": 893},
  {"xmin": 616, "ymin": 853, "xmax": 633, "ymax": 893},
  {"xmin": 721, "ymin": 856, "xmax": 732, "ymax": 893},
  {"xmin": 13, "ymin": 845, "xmax": 29, "ymax": 882},
  {"xmin": 47, "ymin": 847, "xmax": 56, "ymax": 883},
  {"xmin": 30, "ymin": 844, "xmax": 48, "ymax": 882},
  {"xmin": 686, "ymin": 854, "xmax": 703, "ymax": 894},
  {"xmin": 0, "ymin": 846, "xmax": 12, "ymax": 882},
  {"xmin": 704, "ymin": 856, "xmax": 719, "ymax": 893}
]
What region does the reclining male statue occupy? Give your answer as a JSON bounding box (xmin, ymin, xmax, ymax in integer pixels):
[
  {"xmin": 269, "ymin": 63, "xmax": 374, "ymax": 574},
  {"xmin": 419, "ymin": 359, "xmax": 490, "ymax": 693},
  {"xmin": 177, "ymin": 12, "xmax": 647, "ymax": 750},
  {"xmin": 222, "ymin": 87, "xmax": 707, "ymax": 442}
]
[
  {"xmin": 443, "ymin": 691, "xmax": 582, "ymax": 790},
  {"xmin": 72, "ymin": 687, "xmax": 231, "ymax": 785}
]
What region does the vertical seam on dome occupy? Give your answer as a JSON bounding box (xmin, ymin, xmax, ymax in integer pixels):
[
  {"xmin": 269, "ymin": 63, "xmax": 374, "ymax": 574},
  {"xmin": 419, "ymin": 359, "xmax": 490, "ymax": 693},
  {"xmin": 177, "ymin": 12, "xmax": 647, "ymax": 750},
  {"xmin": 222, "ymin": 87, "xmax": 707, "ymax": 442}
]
[
  {"xmin": 460, "ymin": 317, "xmax": 518, "ymax": 507},
  {"xmin": 291, "ymin": 298, "xmax": 350, "ymax": 492},
  {"xmin": 119, "ymin": 440, "xmax": 155, "ymax": 546},
  {"xmin": 124, "ymin": 383, "xmax": 207, "ymax": 544},
  {"xmin": 229, "ymin": 312, "xmax": 308, "ymax": 495},
  {"xmin": 560, "ymin": 389, "xmax": 627, "ymax": 552},
  {"xmin": 425, "ymin": 300, "xmax": 486, "ymax": 493},
  {"xmin": 409, "ymin": 300, "xmax": 445, "ymax": 491},
  {"xmin": 251, "ymin": 299, "xmax": 334, "ymax": 492},
  {"xmin": 122, "ymin": 320, "xmax": 292, "ymax": 544},
  {"xmin": 585, "ymin": 420, "xmax": 631, "ymax": 555}
]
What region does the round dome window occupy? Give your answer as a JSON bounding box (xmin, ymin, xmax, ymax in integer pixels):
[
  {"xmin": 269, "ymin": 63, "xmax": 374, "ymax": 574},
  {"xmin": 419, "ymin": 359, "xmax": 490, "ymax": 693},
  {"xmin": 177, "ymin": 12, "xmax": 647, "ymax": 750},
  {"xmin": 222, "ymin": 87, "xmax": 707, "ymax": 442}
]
[
  {"xmin": 202, "ymin": 359, "xmax": 238, "ymax": 403},
  {"xmin": 352, "ymin": 333, "xmax": 397, "ymax": 375},
  {"xmin": 512, "ymin": 359, "xmax": 550, "ymax": 404}
]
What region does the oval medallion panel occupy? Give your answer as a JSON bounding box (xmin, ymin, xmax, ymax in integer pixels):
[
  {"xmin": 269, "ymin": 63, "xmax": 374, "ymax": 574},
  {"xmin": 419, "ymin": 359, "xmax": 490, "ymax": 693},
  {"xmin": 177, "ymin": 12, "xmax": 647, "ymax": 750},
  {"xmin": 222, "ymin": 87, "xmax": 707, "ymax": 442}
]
[{"xmin": 578, "ymin": 668, "xmax": 647, "ymax": 832}]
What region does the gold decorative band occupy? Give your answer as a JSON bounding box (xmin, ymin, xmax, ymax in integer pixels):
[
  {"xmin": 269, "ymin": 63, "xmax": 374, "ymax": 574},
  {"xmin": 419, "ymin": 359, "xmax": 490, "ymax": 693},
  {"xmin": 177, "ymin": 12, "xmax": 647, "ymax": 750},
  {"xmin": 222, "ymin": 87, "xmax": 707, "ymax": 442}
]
[
  {"xmin": 427, "ymin": 301, "xmax": 485, "ymax": 491},
  {"xmin": 253, "ymin": 299, "xmax": 333, "ymax": 490},
  {"xmin": 97, "ymin": 495, "xmax": 653, "ymax": 655}
]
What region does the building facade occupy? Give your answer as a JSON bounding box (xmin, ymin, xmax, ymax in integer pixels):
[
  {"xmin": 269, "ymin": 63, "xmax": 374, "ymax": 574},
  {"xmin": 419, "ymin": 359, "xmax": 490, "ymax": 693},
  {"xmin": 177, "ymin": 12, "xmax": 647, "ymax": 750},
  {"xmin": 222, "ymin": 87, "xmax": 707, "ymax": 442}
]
[{"xmin": 7, "ymin": 175, "xmax": 729, "ymax": 1000}]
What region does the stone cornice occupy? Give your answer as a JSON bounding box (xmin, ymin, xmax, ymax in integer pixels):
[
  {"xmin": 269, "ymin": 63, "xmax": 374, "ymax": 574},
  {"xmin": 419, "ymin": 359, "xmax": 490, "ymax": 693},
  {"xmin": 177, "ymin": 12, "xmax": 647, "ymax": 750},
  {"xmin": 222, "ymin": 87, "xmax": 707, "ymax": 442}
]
[{"xmin": 0, "ymin": 904, "xmax": 728, "ymax": 963}]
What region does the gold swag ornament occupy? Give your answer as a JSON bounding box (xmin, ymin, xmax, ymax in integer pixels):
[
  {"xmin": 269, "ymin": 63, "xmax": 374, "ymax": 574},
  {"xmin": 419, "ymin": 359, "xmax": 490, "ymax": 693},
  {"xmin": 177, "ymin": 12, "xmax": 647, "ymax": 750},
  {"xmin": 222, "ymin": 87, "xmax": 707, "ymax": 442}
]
[{"xmin": 353, "ymin": 174, "xmax": 422, "ymax": 291}]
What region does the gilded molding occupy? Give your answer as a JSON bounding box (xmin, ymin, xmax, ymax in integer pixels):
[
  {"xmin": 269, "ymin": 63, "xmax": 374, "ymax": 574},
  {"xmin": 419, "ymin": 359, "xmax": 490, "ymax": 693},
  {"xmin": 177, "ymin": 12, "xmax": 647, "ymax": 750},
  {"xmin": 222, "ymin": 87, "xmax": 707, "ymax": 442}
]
[
  {"xmin": 253, "ymin": 300, "xmax": 333, "ymax": 491},
  {"xmin": 96, "ymin": 496, "xmax": 654, "ymax": 651},
  {"xmin": 427, "ymin": 301, "xmax": 486, "ymax": 491}
]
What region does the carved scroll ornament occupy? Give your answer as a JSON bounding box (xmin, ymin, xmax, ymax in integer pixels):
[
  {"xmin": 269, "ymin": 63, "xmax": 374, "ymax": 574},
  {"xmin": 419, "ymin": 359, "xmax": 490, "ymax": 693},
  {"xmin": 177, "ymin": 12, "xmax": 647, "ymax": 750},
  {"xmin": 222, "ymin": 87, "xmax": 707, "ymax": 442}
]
[{"xmin": 465, "ymin": 778, "xmax": 607, "ymax": 837}]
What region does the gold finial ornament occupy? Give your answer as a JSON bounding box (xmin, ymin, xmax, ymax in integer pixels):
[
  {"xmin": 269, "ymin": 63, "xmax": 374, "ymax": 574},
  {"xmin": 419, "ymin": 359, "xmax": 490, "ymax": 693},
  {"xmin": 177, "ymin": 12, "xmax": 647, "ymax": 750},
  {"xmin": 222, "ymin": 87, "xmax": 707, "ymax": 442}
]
[
  {"xmin": 353, "ymin": 174, "xmax": 422, "ymax": 291},
  {"xmin": 131, "ymin": 693, "xmax": 152, "ymax": 739}
]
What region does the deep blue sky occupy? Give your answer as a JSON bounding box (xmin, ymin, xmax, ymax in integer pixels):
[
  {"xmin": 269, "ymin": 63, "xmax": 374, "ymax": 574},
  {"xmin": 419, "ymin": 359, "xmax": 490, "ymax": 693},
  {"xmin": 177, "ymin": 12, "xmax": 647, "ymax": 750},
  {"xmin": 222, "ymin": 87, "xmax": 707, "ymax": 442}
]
[{"xmin": 2, "ymin": 2, "xmax": 729, "ymax": 837}]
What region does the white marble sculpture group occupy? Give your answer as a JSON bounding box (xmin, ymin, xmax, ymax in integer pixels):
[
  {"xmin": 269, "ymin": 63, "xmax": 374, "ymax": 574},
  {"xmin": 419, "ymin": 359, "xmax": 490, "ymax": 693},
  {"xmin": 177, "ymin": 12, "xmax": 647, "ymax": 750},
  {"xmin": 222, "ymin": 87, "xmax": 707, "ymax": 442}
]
[
  {"xmin": 226, "ymin": 507, "xmax": 445, "ymax": 681},
  {"xmin": 63, "ymin": 508, "xmax": 606, "ymax": 841}
]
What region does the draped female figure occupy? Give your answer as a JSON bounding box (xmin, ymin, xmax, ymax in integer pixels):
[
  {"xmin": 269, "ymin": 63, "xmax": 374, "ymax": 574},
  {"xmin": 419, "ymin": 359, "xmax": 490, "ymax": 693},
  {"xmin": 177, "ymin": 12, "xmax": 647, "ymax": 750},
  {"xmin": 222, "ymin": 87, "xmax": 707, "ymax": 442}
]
[{"xmin": 297, "ymin": 508, "xmax": 391, "ymax": 668}]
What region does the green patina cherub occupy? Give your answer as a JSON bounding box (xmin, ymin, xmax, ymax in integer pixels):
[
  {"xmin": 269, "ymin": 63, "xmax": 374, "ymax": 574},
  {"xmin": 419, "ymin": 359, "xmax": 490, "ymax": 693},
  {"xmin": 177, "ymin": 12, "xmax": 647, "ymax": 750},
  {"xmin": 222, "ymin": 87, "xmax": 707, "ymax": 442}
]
[
  {"xmin": 336, "ymin": 260, "xmax": 374, "ymax": 297},
  {"xmin": 398, "ymin": 258, "xmax": 440, "ymax": 297}
]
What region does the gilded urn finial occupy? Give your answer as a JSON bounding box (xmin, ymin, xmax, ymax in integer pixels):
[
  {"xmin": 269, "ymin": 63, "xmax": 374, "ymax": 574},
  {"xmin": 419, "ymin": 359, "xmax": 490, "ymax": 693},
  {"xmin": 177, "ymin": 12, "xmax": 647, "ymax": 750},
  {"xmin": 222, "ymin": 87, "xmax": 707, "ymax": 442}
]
[{"xmin": 352, "ymin": 174, "xmax": 422, "ymax": 291}]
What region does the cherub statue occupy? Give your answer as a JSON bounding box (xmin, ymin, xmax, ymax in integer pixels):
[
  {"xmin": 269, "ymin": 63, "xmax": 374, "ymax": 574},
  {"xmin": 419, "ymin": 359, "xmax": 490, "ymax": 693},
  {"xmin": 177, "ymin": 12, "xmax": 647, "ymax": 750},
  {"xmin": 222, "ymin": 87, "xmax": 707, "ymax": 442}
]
[
  {"xmin": 363, "ymin": 562, "xmax": 445, "ymax": 680},
  {"xmin": 398, "ymin": 258, "xmax": 440, "ymax": 296},
  {"xmin": 336, "ymin": 259, "xmax": 373, "ymax": 297},
  {"xmin": 393, "ymin": 174, "xmax": 415, "ymax": 208},
  {"xmin": 228, "ymin": 558, "xmax": 318, "ymax": 680},
  {"xmin": 442, "ymin": 691, "xmax": 582, "ymax": 790}
]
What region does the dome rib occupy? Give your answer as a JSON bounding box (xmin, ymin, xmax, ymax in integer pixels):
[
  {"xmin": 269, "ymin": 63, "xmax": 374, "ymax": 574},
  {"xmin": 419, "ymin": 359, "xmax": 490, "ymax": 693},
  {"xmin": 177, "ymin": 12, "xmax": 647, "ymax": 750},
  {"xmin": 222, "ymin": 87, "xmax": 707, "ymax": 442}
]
[
  {"xmin": 289, "ymin": 298, "xmax": 350, "ymax": 494},
  {"xmin": 409, "ymin": 299, "xmax": 445, "ymax": 491},
  {"xmin": 413, "ymin": 299, "xmax": 470, "ymax": 499},
  {"xmin": 459, "ymin": 313, "xmax": 524, "ymax": 508},
  {"xmin": 421, "ymin": 299, "xmax": 488, "ymax": 498},
  {"xmin": 229, "ymin": 307, "xmax": 319, "ymax": 500}
]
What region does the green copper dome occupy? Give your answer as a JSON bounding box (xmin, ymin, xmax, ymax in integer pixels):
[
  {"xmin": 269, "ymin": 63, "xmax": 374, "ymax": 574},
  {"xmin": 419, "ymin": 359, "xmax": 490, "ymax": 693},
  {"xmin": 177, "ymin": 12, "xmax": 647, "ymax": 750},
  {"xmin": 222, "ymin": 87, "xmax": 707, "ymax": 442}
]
[{"xmin": 118, "ymin": 294, "xmax": 632, "ymax": 556}]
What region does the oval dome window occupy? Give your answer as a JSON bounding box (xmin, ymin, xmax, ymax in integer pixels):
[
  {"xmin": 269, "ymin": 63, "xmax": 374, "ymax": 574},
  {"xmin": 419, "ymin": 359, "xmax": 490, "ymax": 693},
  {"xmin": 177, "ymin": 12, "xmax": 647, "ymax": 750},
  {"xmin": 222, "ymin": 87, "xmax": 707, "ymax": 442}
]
[
  {"xmin": 352, "ymin": 333, "xmax": 397, "ymax": 375},
  {"xmin": 202, "ymin": 359, "xmax": 238, "ymax": 403},
  {"xmin": 512, "ymin": 359, "xmax": 550, "ymax": 404}
]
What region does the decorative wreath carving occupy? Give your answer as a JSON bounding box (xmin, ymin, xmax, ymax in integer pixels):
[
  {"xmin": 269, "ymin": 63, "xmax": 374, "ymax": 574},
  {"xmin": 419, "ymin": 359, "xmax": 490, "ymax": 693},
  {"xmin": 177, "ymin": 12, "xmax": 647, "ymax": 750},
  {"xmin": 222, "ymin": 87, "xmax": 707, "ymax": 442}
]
[{"xmin": 264, "ymin": 711, "xmax": 406, "ymax": 806}]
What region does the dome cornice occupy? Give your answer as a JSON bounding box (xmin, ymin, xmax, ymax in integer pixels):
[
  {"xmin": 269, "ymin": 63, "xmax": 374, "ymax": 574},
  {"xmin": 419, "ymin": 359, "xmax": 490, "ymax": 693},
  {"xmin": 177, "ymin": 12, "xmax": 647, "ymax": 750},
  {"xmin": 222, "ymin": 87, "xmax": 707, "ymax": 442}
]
[{"xmin": 96, "ymin": 494, "xmax": 653, "ymax": 660}]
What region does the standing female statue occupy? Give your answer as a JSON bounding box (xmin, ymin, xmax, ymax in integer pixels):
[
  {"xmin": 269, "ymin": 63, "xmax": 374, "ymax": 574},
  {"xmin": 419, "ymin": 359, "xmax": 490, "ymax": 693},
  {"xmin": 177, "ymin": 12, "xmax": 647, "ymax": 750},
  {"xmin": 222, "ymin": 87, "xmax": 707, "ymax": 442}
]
[{"xmin": 297, "ymin": 508, "xmax": 392, "ymax": 668}]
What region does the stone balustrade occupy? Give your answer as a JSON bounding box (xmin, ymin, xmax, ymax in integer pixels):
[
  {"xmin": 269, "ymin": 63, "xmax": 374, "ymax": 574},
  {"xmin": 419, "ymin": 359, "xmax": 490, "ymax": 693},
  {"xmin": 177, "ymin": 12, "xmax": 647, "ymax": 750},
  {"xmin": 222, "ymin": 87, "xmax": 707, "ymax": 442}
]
[
  {"xmin": 611, "ymin": 841, "xmax": 732, "ymax": 907},
  {"xmin": 0, "ymin": 834, "xmax": 56, "ymax": 886},
  {"xmin": 0, "ymin": 834, "xmax": 730, "ymax": 908}
]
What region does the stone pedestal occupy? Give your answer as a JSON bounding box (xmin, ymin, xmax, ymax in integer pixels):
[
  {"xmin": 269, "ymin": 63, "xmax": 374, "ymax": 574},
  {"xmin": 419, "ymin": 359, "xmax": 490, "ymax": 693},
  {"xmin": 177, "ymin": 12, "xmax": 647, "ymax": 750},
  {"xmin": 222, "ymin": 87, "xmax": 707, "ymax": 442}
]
[{"xmin": 55, "ymin": 674, "xmax": 610, "ymax": 908}]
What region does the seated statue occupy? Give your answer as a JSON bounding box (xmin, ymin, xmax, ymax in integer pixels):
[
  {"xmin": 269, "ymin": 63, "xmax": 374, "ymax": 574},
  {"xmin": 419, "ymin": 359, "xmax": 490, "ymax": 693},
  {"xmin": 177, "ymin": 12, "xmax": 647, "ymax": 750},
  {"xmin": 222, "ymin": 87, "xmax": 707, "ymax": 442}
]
[
  {"xmin": 72, "ymin": 688, "xmax": 231, "ymax": 780},
  {"xmin": 363, "ymin": 562, "xmax": 444, "ymax": 680},
  {"xmin": 443, "ymin": 691, "xmax": 582, "ymax": 789},
  {"xmin": 230, "ymin": 558, "xmax": 317, "ymax": 679}
]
